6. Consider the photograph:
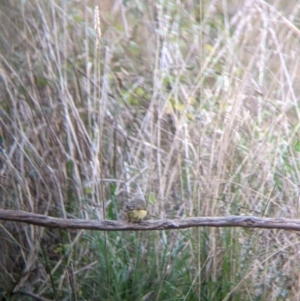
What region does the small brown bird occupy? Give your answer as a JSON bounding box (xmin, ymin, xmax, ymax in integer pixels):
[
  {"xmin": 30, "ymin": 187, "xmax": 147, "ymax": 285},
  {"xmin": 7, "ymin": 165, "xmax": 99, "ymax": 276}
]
[{"xmin": 125, "ymin": 198, "xmax": 147, "ymax": 222}]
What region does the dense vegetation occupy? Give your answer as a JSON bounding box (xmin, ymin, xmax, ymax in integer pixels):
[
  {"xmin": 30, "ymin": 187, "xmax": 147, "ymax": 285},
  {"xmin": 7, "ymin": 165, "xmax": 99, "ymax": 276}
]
[{"xmin": 1, "ymin": 0, "xmax": 300, "ymax": 300}]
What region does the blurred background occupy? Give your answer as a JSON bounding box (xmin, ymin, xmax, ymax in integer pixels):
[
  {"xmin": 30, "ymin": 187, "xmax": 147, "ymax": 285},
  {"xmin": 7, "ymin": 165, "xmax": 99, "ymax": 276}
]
[{"xmin": 1, "ymin": 0, "xmax": 300, "ymax": 300}]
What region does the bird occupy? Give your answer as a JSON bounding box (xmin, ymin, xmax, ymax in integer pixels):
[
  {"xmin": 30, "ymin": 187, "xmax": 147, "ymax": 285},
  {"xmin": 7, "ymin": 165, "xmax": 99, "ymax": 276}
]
[{"xmin": 125, "ymin": 197, "xmax": 147, "ymax": 222}]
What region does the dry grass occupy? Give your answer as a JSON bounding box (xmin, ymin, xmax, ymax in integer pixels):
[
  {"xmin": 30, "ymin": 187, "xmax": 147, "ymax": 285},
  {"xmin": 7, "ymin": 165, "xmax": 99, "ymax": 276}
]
[{"xmin": 1, "ymin": 0, "xmax": 300, "ymax": 300}]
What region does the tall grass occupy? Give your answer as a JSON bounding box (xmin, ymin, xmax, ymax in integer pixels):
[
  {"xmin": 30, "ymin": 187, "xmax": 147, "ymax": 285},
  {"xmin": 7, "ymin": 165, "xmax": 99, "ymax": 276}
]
[{"xmin": 1, "ymin": 0, "xmax": 300, "ymax": 300}]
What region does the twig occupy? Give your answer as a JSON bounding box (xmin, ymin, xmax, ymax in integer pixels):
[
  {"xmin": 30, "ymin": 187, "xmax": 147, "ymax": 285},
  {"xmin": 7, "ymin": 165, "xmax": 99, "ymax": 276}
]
[{"xmin": 0, "ymin": 210, "xmax": 300, "ymax": 231}]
